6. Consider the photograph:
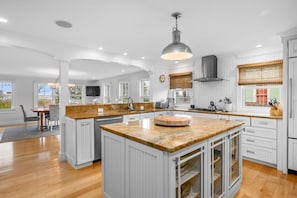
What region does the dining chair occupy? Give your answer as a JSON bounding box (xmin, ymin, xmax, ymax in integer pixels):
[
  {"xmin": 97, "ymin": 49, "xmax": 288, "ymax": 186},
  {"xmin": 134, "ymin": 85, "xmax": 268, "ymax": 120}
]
[
  {"xmin": 48, "ymin": 105, "xmax": 59, "ymax": 131},
  {"xmin": 20, "ymin": 105, "xmax": 39, "ymax": 130}
]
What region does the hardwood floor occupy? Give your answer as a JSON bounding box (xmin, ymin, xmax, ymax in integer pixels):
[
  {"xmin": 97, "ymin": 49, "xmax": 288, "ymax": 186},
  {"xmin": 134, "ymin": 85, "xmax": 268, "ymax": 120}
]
[{"xmin": 1, "ymin": 125, "xmax": 297, "ymax": 198}]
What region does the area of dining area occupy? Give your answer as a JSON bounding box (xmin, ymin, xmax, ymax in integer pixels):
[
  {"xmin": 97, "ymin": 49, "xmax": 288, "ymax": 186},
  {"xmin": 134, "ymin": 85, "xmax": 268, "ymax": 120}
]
[{"xmin": 20, "ymin": 104, "xmax": 60, "ymax": 132}]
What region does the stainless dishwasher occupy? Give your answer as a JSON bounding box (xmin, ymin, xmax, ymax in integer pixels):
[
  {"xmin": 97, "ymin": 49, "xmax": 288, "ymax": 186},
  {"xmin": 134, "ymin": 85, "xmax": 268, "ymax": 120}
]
[{"xmin": 94, "ymin": 116, "xmax": 123, "ymax": 161}]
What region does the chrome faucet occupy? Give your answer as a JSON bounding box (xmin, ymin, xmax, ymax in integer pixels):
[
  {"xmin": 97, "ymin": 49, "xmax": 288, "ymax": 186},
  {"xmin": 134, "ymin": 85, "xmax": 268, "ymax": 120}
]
[{"xmin": 128, "ymin": 97, "xmax": 133, "ymax": 111}]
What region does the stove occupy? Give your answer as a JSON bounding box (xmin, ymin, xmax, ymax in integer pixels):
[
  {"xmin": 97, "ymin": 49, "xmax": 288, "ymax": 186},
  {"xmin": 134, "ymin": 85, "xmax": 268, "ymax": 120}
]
[{"xmin": 189, "ymin": 107, "xmax": 216, "ymax": 112}]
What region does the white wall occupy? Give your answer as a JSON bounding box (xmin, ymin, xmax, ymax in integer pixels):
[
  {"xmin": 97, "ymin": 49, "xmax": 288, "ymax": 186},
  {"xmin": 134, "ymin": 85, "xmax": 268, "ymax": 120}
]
[
  {"xmin": 0, "ymin": 75, "xmax": 56, "ymax": 125},
  {"xmin": 151, "ymin": 50, "xmax": 283, "ymax": 110},
  {"xmin": 99, "ymin": 70, "xmax": 150, "ymax": 103}
]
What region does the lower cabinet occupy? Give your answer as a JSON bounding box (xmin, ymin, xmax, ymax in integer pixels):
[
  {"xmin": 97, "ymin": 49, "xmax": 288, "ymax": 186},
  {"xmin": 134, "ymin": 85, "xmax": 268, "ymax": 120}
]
[
  {"xmin": 288, "ymin": 139, "xmax": 297, "ymax": 171},
  {"xmin": 65, "ymin": 117, "xmax": 94, "ymax": 169},
  {"xmin": 102, "ymin": 126, "xmax": 242, "ymax": 198}
]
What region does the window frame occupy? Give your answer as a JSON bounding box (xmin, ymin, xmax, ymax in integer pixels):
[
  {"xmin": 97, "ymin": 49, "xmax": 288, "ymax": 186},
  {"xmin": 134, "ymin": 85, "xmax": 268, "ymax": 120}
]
[
  {"xmin": 0, "ymin": 80, "xmax": 16, "ymax": 111},
  {"xmin": 139, "ymin": 79, "xmax": 150, "ymax": 102},
  {"xmin": 34, "ymin": 82, "xmax": 58, "ymax": 108},
  {"xmin": 173, "ymin": 88, "xmax": 193, "ymax": 109},
  {"xmin": 103, "ymin": 82, "xmax": 112, "ymax": 104},
  {"xmin": 119, "ymin": 81, "xmax": 129, "ymax": 103},
  {"xmin": 238, "ymin": 85, "xmax": 282, "ymax": 113}
]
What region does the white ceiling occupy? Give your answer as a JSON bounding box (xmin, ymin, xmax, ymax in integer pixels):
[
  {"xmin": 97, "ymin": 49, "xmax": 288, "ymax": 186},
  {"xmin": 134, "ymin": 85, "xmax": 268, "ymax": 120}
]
[{"xmin": 0, "ymin": 0, "xmax": 297, "ymax": 80}]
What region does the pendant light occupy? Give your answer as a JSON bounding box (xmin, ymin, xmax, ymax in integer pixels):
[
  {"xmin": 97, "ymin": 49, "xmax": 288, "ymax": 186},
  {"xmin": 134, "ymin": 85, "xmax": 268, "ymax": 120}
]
[{"xmin": 161, "ymin": 12, "xmax": 193, "ymax": 61}]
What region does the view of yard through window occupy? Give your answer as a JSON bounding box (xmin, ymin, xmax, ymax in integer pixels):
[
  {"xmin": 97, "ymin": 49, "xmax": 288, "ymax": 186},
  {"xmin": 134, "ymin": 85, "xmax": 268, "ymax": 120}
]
[{"xmin": 0, "ymin": 81, "xmax": 13, "ymax": 109}]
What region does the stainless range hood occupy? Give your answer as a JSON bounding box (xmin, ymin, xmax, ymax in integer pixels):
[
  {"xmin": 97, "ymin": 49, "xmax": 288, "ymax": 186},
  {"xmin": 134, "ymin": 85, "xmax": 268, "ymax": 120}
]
[{"xmin": 194, "ymin": 55, "xmax": 223, "ymax": 82}]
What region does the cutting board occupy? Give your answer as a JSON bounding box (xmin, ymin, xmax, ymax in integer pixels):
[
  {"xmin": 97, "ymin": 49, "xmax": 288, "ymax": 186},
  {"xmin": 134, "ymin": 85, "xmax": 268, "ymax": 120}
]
[{"xmin": 154, "ymin": 116, "xmax": 190, "ymax": 126}]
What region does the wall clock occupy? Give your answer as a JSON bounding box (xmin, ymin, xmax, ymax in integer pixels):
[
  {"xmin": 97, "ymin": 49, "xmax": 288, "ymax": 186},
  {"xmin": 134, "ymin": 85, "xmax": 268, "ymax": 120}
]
[{"xmin": 159, "ymin": 74, "xmax": 165, "ymax": 83}]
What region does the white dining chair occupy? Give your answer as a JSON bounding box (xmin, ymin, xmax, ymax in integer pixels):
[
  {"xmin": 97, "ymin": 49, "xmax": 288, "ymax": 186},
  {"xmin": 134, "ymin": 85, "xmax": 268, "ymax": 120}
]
[{"xmin": 48, "ymin": 105, "xmax": 59, "ymax": 131}]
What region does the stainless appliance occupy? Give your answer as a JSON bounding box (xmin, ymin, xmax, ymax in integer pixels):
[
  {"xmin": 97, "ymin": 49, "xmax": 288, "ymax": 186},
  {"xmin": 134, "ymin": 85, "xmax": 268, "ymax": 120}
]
[
  {"xmin": 194, "ymin": 55, "xmax": 223, "ymax": 82},
  {"xmin": 94, "ymin": 116, "xmax": 123, "ymax": 161}
]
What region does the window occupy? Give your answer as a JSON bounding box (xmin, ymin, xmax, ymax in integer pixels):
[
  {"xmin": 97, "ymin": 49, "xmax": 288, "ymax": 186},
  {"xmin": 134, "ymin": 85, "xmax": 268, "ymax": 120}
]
[
  {"xmin": 241, "ymin": 85, "xmax": 281, "ymax": 108},
  {"xmin": 238, "ymin": 60, "xmax": 283, "ymax": 85},
  {"xmin": 140, "ymin": 80, "xmax": 150, "ymax": 102},
  {"xmin": 0, "ymin": 81, "xmax": 14, "ymax": 110},
  {"xmin": 119, "ymin": 82, "xmax": 128, "ymax": 103},
  {"xmin": 174, "ymin": 89, "xmax": 192, "ymax": 107},
  {"xmin": 35, "ymin": 83, "xmax": 58, "ymax": 108},
  {"xmin": 103, "ymin": 83, "xmax": 112, "ymax": 103},
  {"xmin": 69, "ymin": 85, "xmax": 82, "ymax": 104}
]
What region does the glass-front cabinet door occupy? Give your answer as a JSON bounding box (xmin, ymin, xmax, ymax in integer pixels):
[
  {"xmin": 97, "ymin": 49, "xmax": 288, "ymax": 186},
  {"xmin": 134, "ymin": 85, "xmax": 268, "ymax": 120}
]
[
  {"xmin": 175, "ymin": 146, "xmax": 205, "ymax": 198},
  {"xmin": 229, "ymin": 131, "xmax": 240, "ymax": 186},
  {"xmin": 210, "ymin": 137, "xmax": 226, "ymax": 198}
]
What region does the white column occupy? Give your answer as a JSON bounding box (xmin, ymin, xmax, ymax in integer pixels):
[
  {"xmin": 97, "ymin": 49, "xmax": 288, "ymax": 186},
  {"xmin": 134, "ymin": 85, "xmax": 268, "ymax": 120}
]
[{"xmin": 59, "ymin": 60, "xmax": 70, "ymax": 161}]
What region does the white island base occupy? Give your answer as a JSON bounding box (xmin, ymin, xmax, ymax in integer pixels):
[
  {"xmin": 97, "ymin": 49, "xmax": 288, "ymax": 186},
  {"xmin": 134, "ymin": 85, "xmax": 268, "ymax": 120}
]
[{"xmin": 102, "ymin": 125, "xmax": 242, "ymax": 198}]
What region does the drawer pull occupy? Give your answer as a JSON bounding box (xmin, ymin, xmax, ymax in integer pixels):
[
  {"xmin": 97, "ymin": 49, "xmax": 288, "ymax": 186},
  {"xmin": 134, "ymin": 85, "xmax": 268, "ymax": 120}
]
[
  {"xmin": 246, "ymin": 150, "xmax": 255, "ymax": 154},
  {"xmin": 246, "ymin": 139, "xmax": 255, "ymax": 142},
  {"xmin": 257, "ymin": 122, "xmax": 268, "ymax": 125},
  {"xmin": 81, "ymin": 122, "xmax": 90, "ymax": 126},
  {"xmin": 246, "ymin": 129, "xmax": 255, "ymax": 133}
]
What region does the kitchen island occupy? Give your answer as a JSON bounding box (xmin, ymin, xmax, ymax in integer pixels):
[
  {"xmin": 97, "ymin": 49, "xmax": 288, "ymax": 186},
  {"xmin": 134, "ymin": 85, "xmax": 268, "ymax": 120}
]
[{"xmin": 101, "ymin": 116, "xmax": 243, "ymax": 198}]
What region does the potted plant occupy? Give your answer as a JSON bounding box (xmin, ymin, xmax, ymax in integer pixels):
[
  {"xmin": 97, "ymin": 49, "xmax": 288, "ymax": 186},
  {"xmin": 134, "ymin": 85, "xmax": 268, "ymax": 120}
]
[
  {"xmin": 268, "ymin": 98, "xmax": 283, "ymax": 116},
  {"xmin": 223, "ymin": 97, "xmax": 232, "ymax": 112}
]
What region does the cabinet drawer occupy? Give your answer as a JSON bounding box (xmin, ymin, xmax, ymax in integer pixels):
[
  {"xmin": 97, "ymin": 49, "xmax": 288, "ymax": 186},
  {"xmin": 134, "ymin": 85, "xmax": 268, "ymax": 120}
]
[
  {"xmin": 229, "ymin": 116, "xmax": 250, "ymax": 126},
  {"xmin": 140, "ymin": 112, "xmax": 154, "ymax": 119},
  {"xmin": 242, "ymin": 134, "xmax": 276, "ymax": 149},
  {"xmin": 244, "ymin": 126, "xmax": 276, "ymax": 139},
  {"xmin": 123, "ymin": 114, "xmax": 140, "ymax": 123},
  {"xmin": 154, "ymin": 111, "xmax": 168, "ymax": 117},
  {"xmin": 289, "ymin": 39, "xmax": 297, "ymax": 58},
  {"xmin": 242, "ymin": 145, "xmax": 276, "ymax": 164},
  {"xmin": 251, "ymin": 118, "xmax": 276, "ymax": 129},
  {"xmin": 217, "ymin": 115, "xmax": 229, "ymax": 120}
]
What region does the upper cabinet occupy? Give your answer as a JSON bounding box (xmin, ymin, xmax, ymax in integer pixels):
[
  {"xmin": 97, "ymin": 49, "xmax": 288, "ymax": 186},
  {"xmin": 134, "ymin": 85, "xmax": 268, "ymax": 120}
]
[
  {"xmin": 169, "ymin": 72, "xmax": 192, "ymax": 89},
  {"xmin": 289, "ymin": 39, "xmax": 297, "ymax": 58}
]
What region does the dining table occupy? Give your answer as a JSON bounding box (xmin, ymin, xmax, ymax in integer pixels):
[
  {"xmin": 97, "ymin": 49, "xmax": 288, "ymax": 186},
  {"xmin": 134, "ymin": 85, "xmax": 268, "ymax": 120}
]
[{"xmin": 32, "ymin": 107, "xmax": 50, "ymax": 131}]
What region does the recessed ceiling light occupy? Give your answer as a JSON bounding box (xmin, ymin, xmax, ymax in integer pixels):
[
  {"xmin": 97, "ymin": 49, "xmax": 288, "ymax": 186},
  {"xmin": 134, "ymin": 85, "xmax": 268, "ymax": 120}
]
[
  {"xmin": 55, "ymin": 20, "xmax": 72, "ymax": 28},
  {"xmin": 141, "ymin": 56, "xmax": 145, "ymax": 60},
  {"xmin": 0, "ymin": 17, "xmax": 8, "ymax": 23},
  {"xmin": 256, "ymin": 44, "xmax": 263, "ymax": 48},
  {"xmin": 121, "ymin": 69, "xmax": 125, "ymax": 73},
  {"xmin": 123, "ymin": 52, "xmax": 127, "ymax": 56},
  {"xmin": 175, "ymin": 61, "xmax": 179, "ymax": 64},
  {"xmin": 98, "ymin": 47, "xmax": 103, "ymax": 50}
]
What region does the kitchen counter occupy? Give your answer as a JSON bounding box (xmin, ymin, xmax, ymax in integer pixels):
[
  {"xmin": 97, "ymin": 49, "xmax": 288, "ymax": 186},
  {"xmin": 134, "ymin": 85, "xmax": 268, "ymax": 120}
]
[
  {"xmin": 65, "ymin": 107, "xmax": 282, "ymax": 120},
  {"xmin": 100, "ymin": 116, "xmax": 243, "ymax": 152}
]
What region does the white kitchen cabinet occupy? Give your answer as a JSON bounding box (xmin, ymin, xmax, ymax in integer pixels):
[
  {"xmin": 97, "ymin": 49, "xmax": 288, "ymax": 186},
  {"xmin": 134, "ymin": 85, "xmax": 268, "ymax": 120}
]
[
  {"xmin": 65, "ymin": 117, "xmax": 94, "ymax": 169},
  {"xmin": 217, "ymin": 114, "xmax": 229, "ymax": 120},
  {"xmin": 123, "ymin": 114, "xmax": 140, "ymax": 123},
  {"xmin": 102, "ymin": 126, "xmax": 243, "ymax": 198},
  {"xmin": 185, "ymin": 111, "xmax": 218, "ymax": 119},
  {"xmin": 229, "ymin": 116, "xmax": 250, "ymax": 127},
  {"xmin": 208, "ymin": 127, "xmax": 242, "ymax": 198},
  {"xmin": 171, "ymin": 141, "xmax": 206, "ymax": 198},
  {"xmin": 288, "ymin": 139, "xmax": 297, "ymax": 170},
  {"xmin": 243, "ymin": 118, "xmax": 277, "ymax": 166},
  {"xmin": 289, "ymin": 39, "xmax": 297, "ymax": 57},
  {"xmin": 139, "ymin": 112, "xmax": 155, "ymax": 120},
  {"xmin": 170, "ymin": 110, "xmax": 185, "ymax": 116},
  {"xmin": 102, "ymin": 130, "xmax": 125, "ymax": 198},
  {"xmin": 154, "ymin": 111, "xmax": 170, "ymax": 117}
]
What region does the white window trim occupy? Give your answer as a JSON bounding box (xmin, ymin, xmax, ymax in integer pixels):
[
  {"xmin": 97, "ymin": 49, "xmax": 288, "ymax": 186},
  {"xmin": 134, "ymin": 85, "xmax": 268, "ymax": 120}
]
[
  {"xmin": 119, "ymin": 81, "xmax": 129, "ymax": 102},
  {"xmin": 173, "ymin": 88, "xmax": 193, "ymax": 109},
  {"xmin": 103, "ymin": 82, "xmax": 112, "ymax": 104},
  {"xmin": 237, "ymin": 85, "xmax": 281, "ymax": 113},
  {"xmin": 139, "ymin": 79, "xmax": 150, "ymax": 102},
  {"xmin": 0, "ymin": 79, "xmax": 16, "ymax": 112}
]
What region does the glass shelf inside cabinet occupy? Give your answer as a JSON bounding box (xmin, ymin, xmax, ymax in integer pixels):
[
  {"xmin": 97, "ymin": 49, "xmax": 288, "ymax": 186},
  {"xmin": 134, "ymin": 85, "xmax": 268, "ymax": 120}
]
[{"xmin": 176, "ymin": 148, "xmax": 202, "ymax": 198}]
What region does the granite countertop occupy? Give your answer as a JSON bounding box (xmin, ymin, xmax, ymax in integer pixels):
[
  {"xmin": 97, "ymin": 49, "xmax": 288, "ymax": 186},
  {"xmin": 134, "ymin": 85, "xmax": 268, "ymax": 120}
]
[
  {"xmin": 65, "ymin": 108, "xmax": 282, "ymax": 120},
  {"xmin": 100, "ymin": 117, "xmax": 243, "ymax": 153}
]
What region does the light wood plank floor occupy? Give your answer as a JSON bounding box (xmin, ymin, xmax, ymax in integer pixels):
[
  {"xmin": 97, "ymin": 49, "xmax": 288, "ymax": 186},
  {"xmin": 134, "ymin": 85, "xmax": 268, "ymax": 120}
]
[{"xmin": 1, "ymin": 124, "xmax": 297, "ymax": 198}]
